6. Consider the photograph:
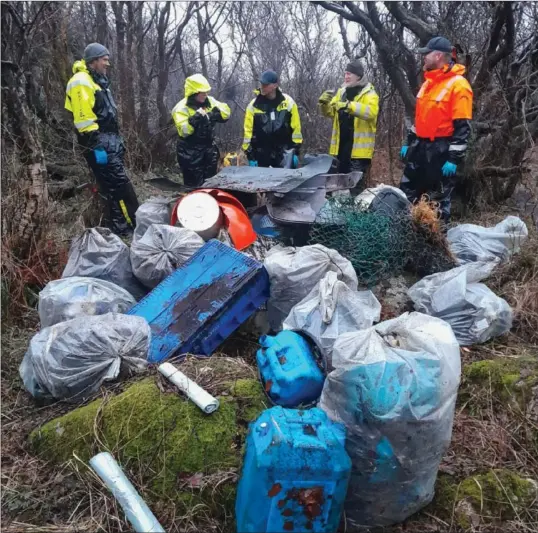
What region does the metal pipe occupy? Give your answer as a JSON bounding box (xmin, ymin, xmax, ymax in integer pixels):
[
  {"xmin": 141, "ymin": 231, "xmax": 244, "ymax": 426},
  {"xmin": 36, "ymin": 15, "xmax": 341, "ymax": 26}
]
[
  {"xmin": 158, "ymin": 362, "xmax": 220, "ymax": 414},
  {"xmin": 89, "ymin": 452, "xmax": 165, "ymax": 533}
]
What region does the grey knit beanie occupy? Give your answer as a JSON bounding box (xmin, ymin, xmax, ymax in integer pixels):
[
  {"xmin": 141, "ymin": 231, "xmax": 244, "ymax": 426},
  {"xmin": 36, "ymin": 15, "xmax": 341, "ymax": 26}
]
[
  {"xmin": 84, "ymin": 43, "xmax": 110, "ymax": 63},
  {"xmin": 346, "ymin": 58, "xmax": 364, "ymax": 78}
]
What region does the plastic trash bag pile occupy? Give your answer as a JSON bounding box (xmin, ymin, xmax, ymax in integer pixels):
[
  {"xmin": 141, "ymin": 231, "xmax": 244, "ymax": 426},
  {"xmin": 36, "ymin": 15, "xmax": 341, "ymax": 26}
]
[
  {"xmin": 283, "ymin": 271, "xmax": 381, "ymax": 368},
  {"xmin": 38, "ymin": 277, "xmax": 136, "ymax": 328},
  {"xmin": 20, "ymin": 314, "xmax": 150, "ymax": 402},
  {"xmin": 62, "ymin": 227, "xmax": 147, "ymax": 300},
  {"xmin": 319, "ymin": 312, "xmax": 461, "ymax": 527},
  {"xmin": 130, "ymin": 224, "xmax": 204, "ymax": 288},
  {"xmin": 263, "ymin": 244, "xmax": 358, "ymax": 331},
  {"xmin": 408, "ymin": 262, "xmax": 512, "ymax": 345},
  {"xmin": 448, "ymin": 215, "xmax": 528, "ymax": 265}
]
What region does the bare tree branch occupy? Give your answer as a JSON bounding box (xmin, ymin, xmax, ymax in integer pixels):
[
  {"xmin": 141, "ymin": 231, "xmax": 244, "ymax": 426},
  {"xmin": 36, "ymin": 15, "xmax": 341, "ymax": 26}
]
[{"xmin": 384, "ymin": 1, "xmax": 435, "ymax": 43}]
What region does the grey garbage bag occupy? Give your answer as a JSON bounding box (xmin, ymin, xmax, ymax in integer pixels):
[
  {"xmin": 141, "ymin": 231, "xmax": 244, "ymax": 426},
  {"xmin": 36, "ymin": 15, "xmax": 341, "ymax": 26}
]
[
  {"xmin": 319, "ymin": 312, "xmax": 461, "ymax": 528},
  {"xmin": 130, "ymin": 224, "xmax": 204, "ymax": 288},
  {"xmin": 447, "ymin": 216, "xmax": 528, "ymax": 265},
  {"xmin": 408, "ymin": 261, "xmax": 512, "ymax": 345},
  {"xmin": 19, "ymin": 313, "xmax": 150, "ymax": 402},
  {"xmin": 264, "ymin": 244, "xmax": 358, "ymax": 330},
  {"xmin": 133, "ymin": 196, "xmax": 174, "ymax": 242},
  {"xmin": 62, "ymin": 227, "xmax": 146, "ymax": 300},
  {"xmin": 38, "ymin": 277, "xmax": 136, "ymax": 328},
  {"xmin": 283, "ymin": 271, "xmax": 381, "ymax": 368}
]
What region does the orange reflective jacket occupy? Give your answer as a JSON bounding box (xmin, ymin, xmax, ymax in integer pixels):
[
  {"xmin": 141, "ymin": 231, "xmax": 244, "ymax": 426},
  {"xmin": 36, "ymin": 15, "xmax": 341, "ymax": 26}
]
[{"xmin": 415, "ymin": 64, "xmax": 473, "ymax": 140}]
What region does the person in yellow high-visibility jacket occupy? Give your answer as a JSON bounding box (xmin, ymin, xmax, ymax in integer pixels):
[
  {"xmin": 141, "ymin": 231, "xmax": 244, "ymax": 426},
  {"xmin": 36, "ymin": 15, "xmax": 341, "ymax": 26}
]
[
  {"xmin": 319, "ymin": 59, "xmax": 379, "ymax": 187},
  {"xmin": 242, "ymin": 70, "xmax": 302, "ymax": 168},
  {"xmin": 171, "ymin": 74, "xmax": 231, "ymax": 187},
  {"xmin": 65, "ymin": 42, "xmax": 139, "ymax": 236}
]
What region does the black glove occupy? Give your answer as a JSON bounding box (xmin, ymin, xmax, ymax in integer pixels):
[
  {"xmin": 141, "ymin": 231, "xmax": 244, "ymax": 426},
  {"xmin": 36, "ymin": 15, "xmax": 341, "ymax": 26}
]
[
  {"xmin": 209, "ymin": 107, "xmax": 223, "ymax": 123},
  {"xmin": 188, "ymin": 110, "xmax": 207, "ymax": 128}
]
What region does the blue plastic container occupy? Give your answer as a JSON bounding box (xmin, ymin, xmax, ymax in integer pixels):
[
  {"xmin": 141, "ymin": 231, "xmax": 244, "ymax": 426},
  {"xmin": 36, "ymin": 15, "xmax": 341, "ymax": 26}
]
[
  {"xmin": 236, "ymin": 407, "xmax": 351, "ymax": 533},
  {"xmin": 128, "ymin": 240, "xmax": 270, "ymax": 363},
  {"xmin": 256, "ymin": 331, "xmax": 324, "ymax": 407}
]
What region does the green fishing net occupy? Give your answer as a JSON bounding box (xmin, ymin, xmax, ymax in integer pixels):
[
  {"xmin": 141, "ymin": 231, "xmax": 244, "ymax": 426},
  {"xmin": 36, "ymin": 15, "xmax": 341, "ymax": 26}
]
[{"xmin": 308, "ymin": 196, "xmax": 455, "ymax": 286}]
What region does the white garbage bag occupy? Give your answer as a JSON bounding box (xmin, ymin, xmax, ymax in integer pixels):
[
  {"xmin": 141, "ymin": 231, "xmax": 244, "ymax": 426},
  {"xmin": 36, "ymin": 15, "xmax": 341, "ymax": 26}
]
[
  {"xmin": 38, "ymin": 277, "xmax": 136, "ymax": 328},
  {"xmin": 19, "ymin": 313, "xmax": 150, "ymax": 402},
  {"xmin": 447, "ymin": 216, "xmax": 528, "ymax": 265},
  {"xmin": 130, "ymin": 224, "xmax": 204, "ymax": 288},
  {"xmin": 319, "ymin": 312, "xmax": 461, "ymax": 527},
  {"xmin": 133, "ymin": 197, "xmax": 174, "ymax": 242},
  {"xmin": 408, "ymin": 262, "xmax": 512, "ymax": 345},
  {"xmin": 264, "ymin": 244, "xmax": 358, "ymax": 330},
  {"xmin": 62, "ymin": 228, "xmax": 146, "ymax": 300},
  {"xmin": 283, "ymin": 271, "xmax": 381, "ymax": 367}
]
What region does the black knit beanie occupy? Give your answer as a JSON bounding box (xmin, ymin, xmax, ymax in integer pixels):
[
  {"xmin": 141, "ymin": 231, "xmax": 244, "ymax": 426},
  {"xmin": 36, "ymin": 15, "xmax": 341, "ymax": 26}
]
[{"xmin": 346, "ymin": 58, "xmax": 364, "ymax": 78}]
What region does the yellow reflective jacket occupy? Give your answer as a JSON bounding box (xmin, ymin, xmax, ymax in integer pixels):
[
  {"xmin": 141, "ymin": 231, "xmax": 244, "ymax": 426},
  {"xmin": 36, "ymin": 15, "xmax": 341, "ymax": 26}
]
[
  {"xmin": 242, "ymin": 89, "xmax": 302, "ymax": 153},
  {"xmin": 319, "ymin": 83, "xmax": 379, "ymax": 159},
  {"xmin": 171, "ymin": 74, "xmax": 231, "ymax": 139},
  {"xmin": 64, "ymin": 60, "xmax": 118, "ymax": 135}
]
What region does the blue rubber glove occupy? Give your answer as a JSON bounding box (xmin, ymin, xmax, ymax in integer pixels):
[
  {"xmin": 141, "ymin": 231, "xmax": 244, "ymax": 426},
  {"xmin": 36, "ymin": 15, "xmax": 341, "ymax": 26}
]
[
  {"xmin": 400, "ymin": 146, "xmax": 408, "ymax": 160},
  {"xmin": 249, "ymin": 160, "xmax": 258, "ymax": 167},
  {"xmin": 292, "ymin": 155, "xmax": 299, "ymax": 169},
  {"xmin": 94, "ymin": 147, "xmax": 108, "ymax": 165},
  {"xmin": 442, "ymin": 161, "xmax": 457, "ymax": 177}
]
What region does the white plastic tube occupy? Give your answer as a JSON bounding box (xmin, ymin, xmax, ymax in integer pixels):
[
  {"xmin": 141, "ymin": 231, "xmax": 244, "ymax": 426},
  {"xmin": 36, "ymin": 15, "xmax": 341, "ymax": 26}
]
[
  {"xmin": 158, "ymin": 362, "xmax": 220, "ymax": 414},
  {"xmin": 89, "ymin": 452, "xmax": 165, "ymax": 533}
]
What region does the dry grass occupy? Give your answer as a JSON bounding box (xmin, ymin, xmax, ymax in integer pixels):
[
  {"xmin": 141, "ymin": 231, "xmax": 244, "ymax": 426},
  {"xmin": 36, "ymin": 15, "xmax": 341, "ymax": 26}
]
[{"xmin": 488, "ymin": 229, "xmax": 538, "ymax": 345}]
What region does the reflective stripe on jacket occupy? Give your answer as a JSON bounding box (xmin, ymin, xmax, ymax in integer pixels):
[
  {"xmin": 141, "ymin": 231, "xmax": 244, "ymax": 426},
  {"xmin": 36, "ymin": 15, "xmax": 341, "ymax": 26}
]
[
  {"xmin": 242, "ymin": 90, "xmax": 302, "ymax": 152},
  {"xmin": 320, "ymin": 83, "xmax": 379, "ymax": 159},
  {"xmin": 415, "ymin": 63, "xmax": 473, "ymax": 140},
  {"xmin": 64, "ymin": 60, "xmax": 118, "ymax": 134}
]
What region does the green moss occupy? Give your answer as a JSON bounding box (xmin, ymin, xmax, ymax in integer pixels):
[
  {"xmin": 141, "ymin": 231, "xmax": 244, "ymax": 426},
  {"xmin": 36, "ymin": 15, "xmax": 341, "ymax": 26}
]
[
  {"xmin": 432, "ymin": 470, "xmax": 537, "ymax": 529},
  {"xmin": 30, "ymin": 397, "xmax": 103, "ymax": 463},
  {"xmin": 461, "ymin": 357, "xmax": 538, "ymax": 409},
  {"xmin": 98, "ymin": 378, "xmax": 239, "ymax": 494},
  {"xmin": 31, "ymin": 376, "xmax": 267, "ymax": 502},
  {"xmin": 230, "ymin": 378, "xmax": 268, "ymax": 423}
]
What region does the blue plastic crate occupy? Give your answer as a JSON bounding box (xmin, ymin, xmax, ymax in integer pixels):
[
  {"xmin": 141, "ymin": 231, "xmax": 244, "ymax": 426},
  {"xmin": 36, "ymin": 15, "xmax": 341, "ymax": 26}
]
[
  {"xmin": 127, "ymin": 240, "xmax": 270, "ymax": 363},
  {"xmin": 257, "ymin": 331, "xmax": 325, "ymax": 407},
  {"xmin": 236, "ymin": 406, "xmax": 351, "ymax": 533}
]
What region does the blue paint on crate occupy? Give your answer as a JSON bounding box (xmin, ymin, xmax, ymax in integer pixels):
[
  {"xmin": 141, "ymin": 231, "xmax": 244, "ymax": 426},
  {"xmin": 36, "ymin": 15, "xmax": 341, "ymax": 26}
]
[
  {"xmin": 127, "ymin": 240, "xmax": 270, "ymax": 363},
  {"xmin": 236, "ymin": 407, "xmax": 351, "ymax": 533}
]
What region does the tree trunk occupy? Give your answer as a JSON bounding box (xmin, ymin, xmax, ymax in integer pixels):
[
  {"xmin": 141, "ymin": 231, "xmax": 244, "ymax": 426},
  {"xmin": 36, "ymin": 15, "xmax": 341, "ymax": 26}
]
[
  {"xmin": 1, "ymin": 64, "xmax": 48, "ymax": 258},
  {"xmin": 94, "ymin": 2, "xmax": 109, "ymax": 45}
]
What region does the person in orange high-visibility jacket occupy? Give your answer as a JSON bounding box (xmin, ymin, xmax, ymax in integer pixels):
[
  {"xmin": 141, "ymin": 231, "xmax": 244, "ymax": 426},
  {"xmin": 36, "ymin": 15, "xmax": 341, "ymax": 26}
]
[
  {"xmin": 65, "ymin": 43, "xmax": 139, "ymax": 236},
  {"xmin": 400, "ymin": 37, "xmax": 473, "ymax": 223}
]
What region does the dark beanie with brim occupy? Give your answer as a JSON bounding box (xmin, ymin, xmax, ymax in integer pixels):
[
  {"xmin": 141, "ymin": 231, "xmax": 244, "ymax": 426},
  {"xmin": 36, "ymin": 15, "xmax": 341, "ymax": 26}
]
[{"xmin": 346, "ymin": 59, "xmax": 364, "ymax": 78}]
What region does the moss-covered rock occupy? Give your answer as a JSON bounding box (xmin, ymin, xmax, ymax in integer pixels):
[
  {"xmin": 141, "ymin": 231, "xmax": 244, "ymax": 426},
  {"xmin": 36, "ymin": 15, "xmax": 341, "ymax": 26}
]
[
  {"xmin": 31, "ymin": 375, "xmax": 267, "ymax": 504},
  {"xmin": 231, "ymin": 378, "xmax": 268, "ymax": 424},
  {"xmin": 461, "ymin": 357, "xmax": 538, "ymax": 410},
  {"xmin": 433, "ymin": 470, "xmax": 538, "ymax": 529}
]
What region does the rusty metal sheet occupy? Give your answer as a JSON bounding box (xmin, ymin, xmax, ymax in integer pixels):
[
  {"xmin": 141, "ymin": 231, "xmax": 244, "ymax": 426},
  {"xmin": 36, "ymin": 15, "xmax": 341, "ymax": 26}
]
[{"xmin": 203, "ymin": 155, "xmax": 334, "ymax": 193}]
